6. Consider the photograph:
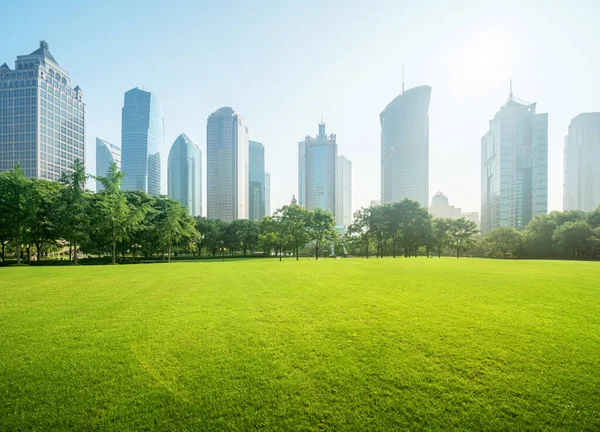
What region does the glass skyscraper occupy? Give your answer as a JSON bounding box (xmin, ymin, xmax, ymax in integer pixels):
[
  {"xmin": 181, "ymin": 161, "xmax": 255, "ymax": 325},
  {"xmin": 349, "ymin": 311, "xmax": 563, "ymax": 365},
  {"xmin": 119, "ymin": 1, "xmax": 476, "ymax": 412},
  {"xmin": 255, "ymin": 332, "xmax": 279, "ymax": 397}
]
[
  {"xmin": 265, "ymin": 171, "xmax": 271, "ymax": 217},
  {"xmin": 249, "ymin": 140, "xmax": 265, "ymax": 221},
  {"xmin": 96, "ymin": 138, "xmax": 121, "ymax": 192},
  {"xmin": 168, "ymin": 133, "xmax": 202, "ymax": 217},
  {"xmin": 336, "ymin": 155, "xmax": 352, "ymax": 227},
  {"xmin": 481, "ymin": 93, "xmax": 548, "ymax": 235},
  {"xmin": 206, "ymin": 107, "xmax": 249, "ymax": 221},
  {"xmin": 121, "ymin": 87, "xmax": 163, "ymax": 196},
  {"xmin": 380, "ymin": 86, "xmax": 431, "ymax": 208},
  {"xmin": 0, "ymin": 41, "xmax": 85, "ymax": 180}
]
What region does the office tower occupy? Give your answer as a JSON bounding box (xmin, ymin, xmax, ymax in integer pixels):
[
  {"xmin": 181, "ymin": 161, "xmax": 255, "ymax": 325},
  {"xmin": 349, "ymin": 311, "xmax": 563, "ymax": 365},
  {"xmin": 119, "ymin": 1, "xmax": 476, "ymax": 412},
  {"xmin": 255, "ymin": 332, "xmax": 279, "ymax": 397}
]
[
  {"xmin": 380, "ymin": 85, "xmax": 431, "ymax": 208},
  {"xmin": 370, "ymin": 199, "xmax": 381, "ymax": 207},
  {"xmin": 167, "ymin": 133, "xmax": 202, "ymax": 217},
  {"xmin": 563, "ymin": 113, "xmax": 600, "ymax": 212},
  {"xmin": 461, "ymin": 212, "xmax": 481, "ymax": 228},
  {"xmin": 96, "ymin": 138, "xmax": 121, "ymax": 192},
  {"xmin": 249, "ymin": 140, "xmax": 265, "ymax": 221},
  {"xmin": 336, "ymin": 155, "xmax": 352, "ymax": 227},
  {"xmin": 300, "ymin": 122, "xmax": 337, "ymax": 215},
  {"xmin": 121, "ymin": 87, "xmax": 163, "ymax": 195},
  {"xmin": 206, "ymin": 107, "xmax": 249, "ymax": 221},
  {"xmin": 481, "ymin": 89, "xmax": 548, "ymax": 235},
  {"xmin": 265, "ymin": 172, "xmax": 271, "ymax": 217},
  {"xmin": 430, "ymin": 192, "xmax": 462, "ymax": 219},
  {"xmin": 298, "ymin": 140, "xmax": 306, "ymax": 206},
  {"xmin": 0, "ymin": 41, "xmax": 85, "ymax": 179}
]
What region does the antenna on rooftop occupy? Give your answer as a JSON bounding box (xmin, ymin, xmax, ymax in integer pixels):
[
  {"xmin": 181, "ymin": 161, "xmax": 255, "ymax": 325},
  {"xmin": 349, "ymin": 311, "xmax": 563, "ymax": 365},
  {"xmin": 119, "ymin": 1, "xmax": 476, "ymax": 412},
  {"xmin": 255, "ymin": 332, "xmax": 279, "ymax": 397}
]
[{"xmin": 509, "ymin": 78, "xmax": 513, "ymax": 99}]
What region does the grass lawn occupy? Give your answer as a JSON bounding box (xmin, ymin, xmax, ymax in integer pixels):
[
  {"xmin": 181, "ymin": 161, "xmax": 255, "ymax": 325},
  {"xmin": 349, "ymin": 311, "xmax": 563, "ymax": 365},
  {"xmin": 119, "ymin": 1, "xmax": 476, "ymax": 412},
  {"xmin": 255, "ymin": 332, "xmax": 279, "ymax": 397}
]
[{"xmin": 1, "ymin": 258, "xmax": 599, "ymax": 431}]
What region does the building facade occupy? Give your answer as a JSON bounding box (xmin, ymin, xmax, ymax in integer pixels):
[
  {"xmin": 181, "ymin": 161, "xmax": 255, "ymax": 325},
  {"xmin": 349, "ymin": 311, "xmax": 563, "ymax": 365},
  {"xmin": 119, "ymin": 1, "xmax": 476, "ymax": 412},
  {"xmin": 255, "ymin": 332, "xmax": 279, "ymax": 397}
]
[
  {"xmin": 563, "ymin": 113, "xmax": 600, "ymax": 212},
  {"xmin": 206, "ymin": 107, "xmax": 249, "ymax": 221},
  {"xmin": 336, "ymin": 155, "xmax": 352, "ymax": 227},
  {"xmin": 96, "ymin": 138, "xmax": 121, "ymax": 191},
  {"xmin": 265, "ymin": 172, "xmax": 271, "ymax": 217},
  {"xmin": 297, "ymin": 141, "xmax": 306, "ymax": 207},
  {"xmin": 300, "ymin": 122, "xmax": 337, "ymax": 215},
  {"xmin": 430, "ymin": 191, "xmax": 462, "ymax": 219},
  {"xmin": 0, "ymin": 41, "xmax": 85, "ymax": 180},
  {"xmin": 481, "ymin": 93, "xmax": 548, "ymax": 235},
  {"xmin": 380, "ymin": 86, "xmax": 431, "ymax": 208},
  {"xmin": 167, "ymin": 133, "xmax": 202, "ymax": 217},
  {"xmin": 121, "ymin": 87, "xmax": 163, "ymax": 195},
  {"xmin": 249, "ymin": 140, "xmax": 265, "ymax": 221}
]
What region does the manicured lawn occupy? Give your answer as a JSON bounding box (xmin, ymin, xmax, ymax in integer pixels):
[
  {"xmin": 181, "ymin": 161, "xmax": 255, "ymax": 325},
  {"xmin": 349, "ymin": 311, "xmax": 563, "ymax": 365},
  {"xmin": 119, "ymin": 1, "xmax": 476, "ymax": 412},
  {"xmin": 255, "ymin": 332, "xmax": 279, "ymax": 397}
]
[{"xmin": 1, "ymin": 258, "xmax": 599, "ymax": 430}]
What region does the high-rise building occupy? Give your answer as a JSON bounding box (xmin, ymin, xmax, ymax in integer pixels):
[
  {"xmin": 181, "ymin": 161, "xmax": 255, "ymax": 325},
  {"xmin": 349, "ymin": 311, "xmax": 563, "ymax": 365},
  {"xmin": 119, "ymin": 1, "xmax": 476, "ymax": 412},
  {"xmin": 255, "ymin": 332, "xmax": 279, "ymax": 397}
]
[
  {"xmin": 167, "ymin": 133, "xmax": 202, "ymax": 217},
  {"xmin": 300, "ymin": 122, "xmax": 337, "ymax": 215},
  {"xmin": 430, "ymin": 192, "xmax": 462, "ymax": 219},
  {"xmin": 297, "ymin": 140, "xmax": 306, "ymax": 207},
  {"xmin": 0, "ymin": 41, "xmax": 85, "ymax": 180},
  {"xmin": 96, "ymin": 138, "xmax": 121, "ymax": 192},
  {"xmin": 563, "ymin": 113, "xmax": 600, "ymax": 212},
  {"xmin": 461, "ymin": 212, "xmax": 481, "ymax": 228},
  {"xmin": 380, "ymin": 86, "xmax": 431, "ymax": 208},
  {"xmin": 249, "ymin": 140, "xmax": 265, "ymax": 221},
  {"xmin": 121, "ymin": 87, "xmax": 163, "ymax": 195},
  {"xmin": 265, "ymin": 172, "xmax": 271, "ymax": 217},
  {"xmin": 370, "ymin": 199, "xmax": 381, "ymax": 207},
  {"xmin": 206, "ymin": 107, "xmax": 249, "ymax": 221},
  {"xmin": 481, "ymin": 90, "xmax": 548, "ymax": 235},
  {"xmin": 336, "ymin": 155, "xmax": 352, "ymax": 227}
]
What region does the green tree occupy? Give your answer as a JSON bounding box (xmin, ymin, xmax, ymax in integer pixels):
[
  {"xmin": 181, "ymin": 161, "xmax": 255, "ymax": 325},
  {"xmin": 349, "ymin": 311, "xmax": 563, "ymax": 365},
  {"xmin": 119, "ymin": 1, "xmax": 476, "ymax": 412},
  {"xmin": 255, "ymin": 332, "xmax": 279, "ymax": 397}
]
[
  {"xmin": 431, "ymin": 218, "xmax": 451, "ymax": 258},
  {"xmin": 523, "ymin": 214, "xmax": 558, "ymax": 258},
  {"xmin": 153, "ymin": 197, "xmax": 199, "ymax": 262},
  {"xmin": 0, "ymin": 164, "xmax": 36, "ymax": 264},
  {"xmin": 307, "ymin": 208, "xmax": 336, "ymax": 260},
  {"xmin": 28, "ymin": 180, "xmax": 62, "ymax": 262},
  {"xmin": 552, "ymin": 220, "xmax": 593, "ymax": 259},
  {"xmin": 58, "ymin": 159, "xmax": 89, "ymax": 264},
  {"xmin": 483, "ymin": 226, "xmax": 523, "ymax": 259},
  {"xmin": 368, "ymin": 205, "xmax": 387, "ymax": 258},
  {"xmin": 586, "ymin": 206, "xmax": 600, "ymax": 229},
  {"xmin": 347, "ymin": 207, "xmax": 372, "ymax": 258},
  {"xmin": 278, "ymin": 202, "xmax": 310, "ymax": 260},
  {"xmin": 448, "ymin": 218, "xmax": 479, "ymax": 258},
  {"xmin": 259, "ymin": 215, "xmax": 290, "ymax": 261}
]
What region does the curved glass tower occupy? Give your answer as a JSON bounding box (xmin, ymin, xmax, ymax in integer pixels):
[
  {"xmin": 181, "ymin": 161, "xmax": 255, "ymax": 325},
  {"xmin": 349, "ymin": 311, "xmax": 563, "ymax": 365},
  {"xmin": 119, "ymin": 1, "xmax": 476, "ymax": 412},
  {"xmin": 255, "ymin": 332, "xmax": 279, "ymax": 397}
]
[
  {"xmin": 380, "ymin": 86, "xmax": 431, "ymax": 208},
  {"xmin": 121, "ymin": 87, "xmax": 163, "ymax": 196},
  {"xmin": 168, "ymin": 133, "xmax": 202, "ymax": 216},
  {"xmin": 95, "ymin": 138, "xmax": 121, "ymax": 192}
]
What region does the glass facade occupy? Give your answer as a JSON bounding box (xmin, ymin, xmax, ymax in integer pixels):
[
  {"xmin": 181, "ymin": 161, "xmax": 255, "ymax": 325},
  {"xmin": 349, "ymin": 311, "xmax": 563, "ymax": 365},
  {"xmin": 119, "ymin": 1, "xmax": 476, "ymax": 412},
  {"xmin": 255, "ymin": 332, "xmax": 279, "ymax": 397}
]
[
  {"xmin": 121, "ymin": 88, "xmax": 163, "ymax": 196},
  {"xmin": 264, "ymin": 171, "xmax": 271, "ymax": 217},
  {"xmin": 303, "ymin": 122, "xmax": 337, "ymax": 215},
  {"xmin": 95, "ymin": 138, "xmax": 121, "ymax": 192},
  {"xmin": 481, "ymin": 96, "xmax": 548, "ymax": 235},
  {"xmin": 0, "ymin": 41, "xmax": 85, "ymax": 180},
  {"xmin": 167, "ymin": 133, "xmax": 202, "ymax": 216},
  {"xmin": 380, "ymin": 86, "xmax": 431, "ymax": 208},
  {"xmin": 336, "ymin": 155, "xmax": 352, "ymax": 227},
  {"xmin": 249, "ymin": 140, "xmax": 265, "ymax": 221}
]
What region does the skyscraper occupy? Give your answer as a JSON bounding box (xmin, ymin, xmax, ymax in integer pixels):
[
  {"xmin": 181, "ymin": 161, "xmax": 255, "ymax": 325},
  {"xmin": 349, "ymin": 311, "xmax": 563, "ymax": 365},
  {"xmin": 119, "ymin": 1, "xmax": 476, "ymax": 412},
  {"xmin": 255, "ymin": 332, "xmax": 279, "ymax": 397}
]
[
  {"xmin": 249, "ymin": 140, "xmax": 265, "ymax": 221},
  {"xmin": 121, "ymin": 87, "xmax": 163, "ymax": 196},
  {"xmin": 167, "ymin": 133, "xmax": 202, "ymax": 217},
  {"xmin": 300, "ymin": 122, "xmax": 337, "ymax": 215},
  {"xmin": 265, "ymin": 172, "xmax": 271, "ymax": 217},
  {"xmin": 380, "ymin": 86, "xmax": 431, "ymax": 208},
  {"xmin": 481, "ymin": 90, "xmax": 548, "ymax": 235},
  {"xmin": 206, "ymin": 107, "xmax": 249, "ymax": 221},
  {"xmin": 96, "ymin": 138, "xmax": 121, "ymax": 192},
  {"xmin": 336, "ymin": 155, "xmax": 352, "ymax": 227},
  {"xmin": 430, "ymin": 192, "xmax": 462, "ymax": 219},
  {"xmin": 297, "ymin": 140, "xmax": 306, "ymax": 206},
  {"xmin": 563, "ymin": 113, "xmax": 600, "ymax": 212},
  {"xmin": 0, "ymin": 41, "xmax": 85, "ymax": 180}
]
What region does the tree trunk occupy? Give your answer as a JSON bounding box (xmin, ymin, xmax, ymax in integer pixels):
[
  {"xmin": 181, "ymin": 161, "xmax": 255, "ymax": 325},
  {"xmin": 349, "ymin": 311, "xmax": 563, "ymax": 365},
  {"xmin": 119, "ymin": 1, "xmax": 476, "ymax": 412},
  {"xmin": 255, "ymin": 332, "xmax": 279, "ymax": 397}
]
[
  {"xmin": 36, "ymin": 242, "xmax": 42, "ymax": 262},
  {"xmin": 296, "ymin": 246, "xmax": 299, "ymax": 261},
  {"xmin": 279, "ymin": 246, "xmax": 282, "ymax": 262},
  {"xmin": 1, "ymin": 241, "xmax": 5, "ymax": 263},
  {"xmin": 168, "ymin": 238, "xmax": 172, "ymax": 263},
  {"xmin": 15, "ymin": 228, "xmax": 21, "ymax": 265},
  {"xmin": 74, "ymin": 241, "xmax": 78, "ymax": 265},
  {"xmin": 112, "ymin": 239, "xmax": 117, "ymax": 265}
]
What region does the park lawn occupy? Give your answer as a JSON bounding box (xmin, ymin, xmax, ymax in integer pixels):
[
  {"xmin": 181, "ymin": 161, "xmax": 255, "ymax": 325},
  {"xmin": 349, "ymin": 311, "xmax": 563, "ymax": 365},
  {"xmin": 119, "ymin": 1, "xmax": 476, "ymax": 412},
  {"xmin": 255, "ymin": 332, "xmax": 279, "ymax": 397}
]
[{"xmin": 0, "ymin": 258, "xmax": 599, "ymax": 431}]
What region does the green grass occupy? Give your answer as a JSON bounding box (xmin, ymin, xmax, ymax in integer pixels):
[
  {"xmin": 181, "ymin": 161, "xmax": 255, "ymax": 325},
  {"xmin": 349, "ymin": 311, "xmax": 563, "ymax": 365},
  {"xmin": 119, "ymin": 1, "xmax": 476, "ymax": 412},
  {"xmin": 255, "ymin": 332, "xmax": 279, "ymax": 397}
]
[{"xmin": 1, "ymin": 259, "xmax": 599, "ymax": 431}]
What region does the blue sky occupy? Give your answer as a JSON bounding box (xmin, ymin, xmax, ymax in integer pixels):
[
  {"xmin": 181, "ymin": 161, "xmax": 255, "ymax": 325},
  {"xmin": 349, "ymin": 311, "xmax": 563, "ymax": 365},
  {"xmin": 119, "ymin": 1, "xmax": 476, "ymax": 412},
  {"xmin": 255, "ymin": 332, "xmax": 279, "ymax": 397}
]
[{"xmin": 3, "ymin": 0, "xmax": 600, "ymax": 214}]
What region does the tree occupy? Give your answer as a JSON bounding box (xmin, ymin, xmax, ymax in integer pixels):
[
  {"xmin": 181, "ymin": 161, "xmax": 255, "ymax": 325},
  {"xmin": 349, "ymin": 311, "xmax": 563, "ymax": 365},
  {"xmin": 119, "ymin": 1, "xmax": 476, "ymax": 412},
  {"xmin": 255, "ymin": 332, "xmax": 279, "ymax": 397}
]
[
  {"xmin": 347, "ymin": 207, "xmax": 372, "ymax": 258},
  {"xmin": 306, "ymin": 208, "xmax": 336, "ymax": 260},
  {"xmin": 483, "ymin": 226, "xmax": 523, "ymax": 259},
  {"xmin": 552, "ymin": 220, "xmax": 593, "ymax": 259},
  {"xmin": 153, "ymin": 197, "xmax": 199, "ymax": 262},
  {"xmin": 369, "ymin": 205, "xmax": 387, "ymax": 258},
  {"xmin": 431, "ymin": 218, "xmax": 451, "ymax": 258},
  {"xmin": 122, "ymin": 191, "xmax": 154, "ymax": 260},
  {"xmin": 0, "ymin": 164, "xmax": 36, "ymax": 264},
  {"xmin": 58, "ymin": 160, "xmax": 89, "ymax": 264},
  {"xmin": 448, "ymin": 218, "xmax": 479, "ymax": 258},
  {"xmin": 587, "ymin": 206, "xmax": 600, "ymax": 229},
  {"xmin": 28, "ymin": 180, "xmax": 62, "ymax": 262},
  {"xmin": 278, "ymin": 203, "xmax": 310, "ymax": 260},
  {"xmin": 259, "ymin": 215, "xmax": 290, "ymax": 261},
  {"xmin": 523, "ymin": 214, "xmax": 558, "ymax": 258}
]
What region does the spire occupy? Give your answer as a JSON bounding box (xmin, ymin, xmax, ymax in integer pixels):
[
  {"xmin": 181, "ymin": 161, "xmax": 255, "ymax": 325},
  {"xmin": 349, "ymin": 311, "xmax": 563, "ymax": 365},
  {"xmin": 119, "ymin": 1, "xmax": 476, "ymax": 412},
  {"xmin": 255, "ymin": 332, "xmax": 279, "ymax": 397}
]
[
  {"xmin": 509, "ymin": 78, "xmax": 513, "ymax": 99},
  {"xmin": 40, "ymin": 40, "xmax": 49, "ymax": 50}
]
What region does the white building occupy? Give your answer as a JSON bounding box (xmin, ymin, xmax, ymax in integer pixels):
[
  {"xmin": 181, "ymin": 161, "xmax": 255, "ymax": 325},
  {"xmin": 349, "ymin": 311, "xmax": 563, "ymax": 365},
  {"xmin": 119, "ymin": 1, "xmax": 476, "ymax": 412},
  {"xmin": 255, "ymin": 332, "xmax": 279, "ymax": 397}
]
[
  {"xmin": 207, "ymin": 107, "xmax": 249, "ymax": 221},
  {"xmin": 481, "ymin": 90, "xmax": 548, "ymax": 235},
  {"xmin": 563, "ymin": 113, "xmax": 600, "ymax": 212},
  {"xmin": 0, "ymin": 41, "xmax": 85, "ymax": 180},
  {"xmin": 336, "ymin": 155, "xmax": 352, "ymax": 227},
  {"xmin": 96, "ymin": 138, "xmax": 121, "ymax": 192}
]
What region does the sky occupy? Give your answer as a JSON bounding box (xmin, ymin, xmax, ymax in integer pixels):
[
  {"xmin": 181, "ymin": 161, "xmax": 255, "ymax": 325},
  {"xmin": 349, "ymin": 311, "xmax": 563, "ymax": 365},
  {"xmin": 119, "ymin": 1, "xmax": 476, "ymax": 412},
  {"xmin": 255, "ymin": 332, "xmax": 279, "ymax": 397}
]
[{"xmin": 2, "ymin": 0, "xmax": 600, "ymax": 215}]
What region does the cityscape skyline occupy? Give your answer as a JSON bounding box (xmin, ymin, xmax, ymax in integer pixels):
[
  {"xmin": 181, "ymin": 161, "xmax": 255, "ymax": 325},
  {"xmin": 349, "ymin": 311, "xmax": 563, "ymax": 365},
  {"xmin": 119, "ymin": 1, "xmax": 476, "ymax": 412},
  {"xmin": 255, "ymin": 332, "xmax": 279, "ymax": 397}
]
[{"xmin": 2, "ymin": 1, "xmax": 600, "ymax": 218}]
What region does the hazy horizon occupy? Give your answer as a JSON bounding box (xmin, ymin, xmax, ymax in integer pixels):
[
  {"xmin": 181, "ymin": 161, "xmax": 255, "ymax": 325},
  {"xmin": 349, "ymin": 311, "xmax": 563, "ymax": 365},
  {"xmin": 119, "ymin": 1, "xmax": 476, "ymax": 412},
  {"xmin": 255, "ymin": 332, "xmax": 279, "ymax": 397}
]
[{"xmin": 3, "ymin": 0, "xmax": 600, "ymax": 215}]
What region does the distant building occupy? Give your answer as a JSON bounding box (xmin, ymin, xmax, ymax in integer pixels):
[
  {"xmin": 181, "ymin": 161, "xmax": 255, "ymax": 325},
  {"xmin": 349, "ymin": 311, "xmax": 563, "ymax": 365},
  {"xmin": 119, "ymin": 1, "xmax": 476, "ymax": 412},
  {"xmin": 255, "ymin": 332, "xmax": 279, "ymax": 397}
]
[
  {"xmin": 370, "ymin": 199, "xmax": 381, "ymax": 207},
  {"xmin": 96, "ymin": 138, "xmax": 121, "ymax": 192},
  {"xmin": 300, "ymin": 122, "xmax": 337, "ymax": 216},
  {"xmin": 121, "ymin": 87, "xmax": 164, "ymax": 195},
  {"xmin": 380, "ymin": 86, "xmax": 431, "ymax": 208},
  {"xmin": 430, "ymin": 192, "xmax": 462, "ymax": 219},
  {"xmin": 563, "ymin": 113, "xmax": 600, "ymax": 212},
  {"xmin": 167, "ymin": 133, "xmax": 202, "ymax": 217},
  {"xmin": 0, "ymin": 41, "xmax": 85, "ymax": 180},
  {"xmin": 206, "ymin": 107, "xmax": 249, "ymax": 221},
  {"xmin": 249, "ymin": 140, "xmax": 265, "ymax": 221},
  {"xmin": 265, "ymin": 172, "xmax": 271, "ymax": 217},
  {"xmin": 481, "ymin": 89, "xmax": 548, "ymax": 235},
  {"xmin": 297, "ymin": 141, "xmax": 306, "ymax": 207},
  {"xmin": 461, "ymin": 212, "xmax": 480, "ymax": 227},
  {"xmin": 336, "ymin": 155, "xmax": 352, "ymax": 226}
]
